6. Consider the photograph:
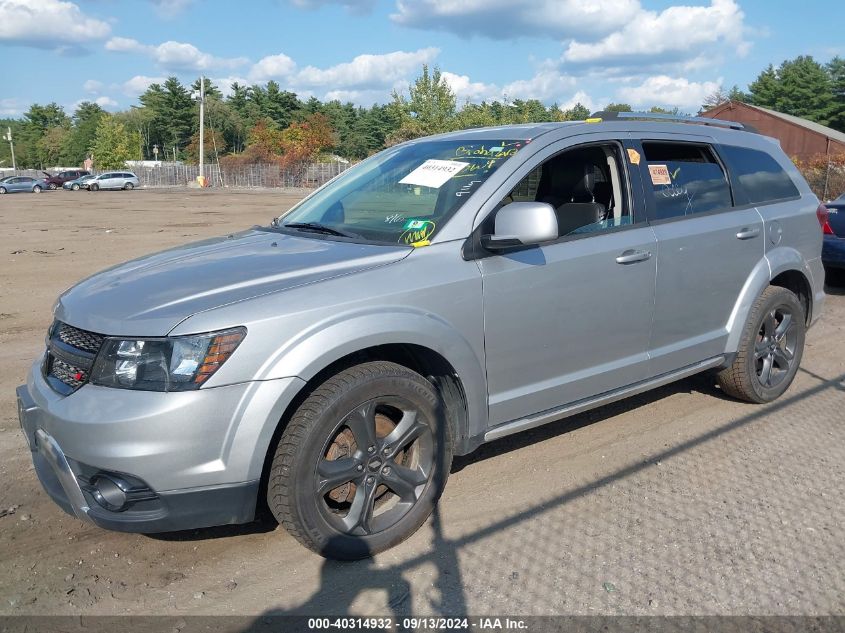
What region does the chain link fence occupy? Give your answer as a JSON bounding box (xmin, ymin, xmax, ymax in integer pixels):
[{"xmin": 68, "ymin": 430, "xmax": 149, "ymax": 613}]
[
  {"xmin": 3, "ymin": 161, "xmax": 351, "ymax": 190},
  {"xmin": 797, "ymin": 160, "xmax": 845, "ymax": 202}
]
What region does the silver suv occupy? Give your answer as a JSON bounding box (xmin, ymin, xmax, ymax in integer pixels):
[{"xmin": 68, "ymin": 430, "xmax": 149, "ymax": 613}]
[{"xmin": 17, "ymin": 112, "xmax": 826, "ymax": 559}]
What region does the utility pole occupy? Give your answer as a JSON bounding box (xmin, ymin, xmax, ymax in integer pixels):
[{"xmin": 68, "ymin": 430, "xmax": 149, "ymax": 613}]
[
  {"xmin": 198, "ymin": 76, "xmax": 205, "ymax": 185},
  {"xmin": 4, "ymin": 127, "xmax": 16, "ymax": 171}
]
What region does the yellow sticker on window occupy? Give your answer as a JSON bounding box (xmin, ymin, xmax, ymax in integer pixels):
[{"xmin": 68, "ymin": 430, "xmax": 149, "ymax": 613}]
[{"xmin": 627, "ymin": 148, "xmax": 641, "ymax": 165}]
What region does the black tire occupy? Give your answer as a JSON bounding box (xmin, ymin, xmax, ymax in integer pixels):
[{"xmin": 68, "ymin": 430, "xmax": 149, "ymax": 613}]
[
  {"xmin": 48, "ymin": 183, "xmax": 57, "ymax": 190},
  {"xmin": 33, "ymin": 185, "xmax": 42, "ymax": 193},
  {"xmin": 267, "ymin": 361, "xmax": 452, "ymax": 560},
  {"xmin": 0, "ymin": 187, "xmax": 6, "ymax": 194},
  {"xmin": 72, "ymin": 183, "xmax": 80, "ymax": 191},
  {"xmin": 89, "ymin": 183, "xmax": 99, "ymax": 191},
  {"xmin": 124, "ymin": 182, "xmax": 134, "ymax": 190},
  {"xmin": 717, "ymin": 286, "xmax": 805, "ymax": 403}
]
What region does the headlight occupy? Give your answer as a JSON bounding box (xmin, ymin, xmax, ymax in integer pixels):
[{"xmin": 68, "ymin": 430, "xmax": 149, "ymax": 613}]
[{"xmin": 89, "ymin": 328, "xmax": 246, "ymax": 391}]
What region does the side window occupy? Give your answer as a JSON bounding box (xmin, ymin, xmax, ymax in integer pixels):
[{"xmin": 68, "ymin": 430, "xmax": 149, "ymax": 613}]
[
  {"xmin": 719, "ymin": 145, "xmax": 799, "ymax": 205},
  {"xmin": 641, "ymin": 142, "xmax": 733, "ymax": 220},
  {"xmin": 496, "ymin": 143, "xmax": 631, "ymax": 238}
]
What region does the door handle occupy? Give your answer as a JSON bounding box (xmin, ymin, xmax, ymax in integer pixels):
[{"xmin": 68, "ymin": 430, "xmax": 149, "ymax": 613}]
[
  {"xmin": 615, "ymin": 249, "xmax": 652, "ymax": 264},
  {"xmin": 736, "ymin": 227, "xmax": 761, "ymax": 240}
]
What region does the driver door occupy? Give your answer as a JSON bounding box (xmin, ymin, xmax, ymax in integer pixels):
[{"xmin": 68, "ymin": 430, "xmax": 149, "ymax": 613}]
[{"xmin": 480, "ymin": 138, "xmax": 658, "ymax": 427}]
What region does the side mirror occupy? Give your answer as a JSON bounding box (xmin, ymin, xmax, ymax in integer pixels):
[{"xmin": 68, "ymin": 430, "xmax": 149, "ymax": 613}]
[{"xmin": 481, "ymin": 201, "xmax": 558, "ymax": 250}]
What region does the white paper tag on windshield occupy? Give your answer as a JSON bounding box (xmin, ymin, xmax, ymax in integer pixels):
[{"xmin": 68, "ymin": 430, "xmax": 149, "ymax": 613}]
[{"xmin": 399, "ymin": 160, "xmax": 467, "ymax": 189}]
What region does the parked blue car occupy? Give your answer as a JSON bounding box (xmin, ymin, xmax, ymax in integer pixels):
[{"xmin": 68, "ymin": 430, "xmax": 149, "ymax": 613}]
[
  {"xmin": 822, "ymin": 193, "xmax": 845, "ymax": 271},
  {"xmin": 0, "ymin": 175, "xmax": 46, "ymax": 194},
  {"xmin": 62, "ymin": 174, "xmax": 97, "ymax": 191}
]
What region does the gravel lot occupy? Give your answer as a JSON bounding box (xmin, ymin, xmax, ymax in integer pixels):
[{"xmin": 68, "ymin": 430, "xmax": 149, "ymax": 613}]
[{"xmin": 0, "ymin": 189, "xmax": 843, "ymax": 618}]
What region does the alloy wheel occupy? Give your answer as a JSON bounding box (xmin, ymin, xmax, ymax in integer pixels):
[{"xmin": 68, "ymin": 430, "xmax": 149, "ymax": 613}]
[
  {"xmin": 754, "ymin": 305, "xmax": 797, "ymax": 389},
  {"xmin": 315, "ymin": 397, "xmax": 434, "ymax": 537}
]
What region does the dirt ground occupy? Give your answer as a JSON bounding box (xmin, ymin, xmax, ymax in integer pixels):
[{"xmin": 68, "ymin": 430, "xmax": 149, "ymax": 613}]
[{"xmin": 0, "ymin": 189, "xmax": 843, "ymax": 618}]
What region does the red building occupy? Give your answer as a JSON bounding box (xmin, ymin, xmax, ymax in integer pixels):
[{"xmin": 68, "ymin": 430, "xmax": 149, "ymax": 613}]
[{"xmin": 701, "ymin": 101, "xmax": 845, "ymax": 162}]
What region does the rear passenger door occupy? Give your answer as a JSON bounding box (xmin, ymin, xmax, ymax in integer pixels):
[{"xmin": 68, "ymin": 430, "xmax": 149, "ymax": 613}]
[{"xmin": 631, "ymin": 136, "xmax": 765, "ymax": 375}]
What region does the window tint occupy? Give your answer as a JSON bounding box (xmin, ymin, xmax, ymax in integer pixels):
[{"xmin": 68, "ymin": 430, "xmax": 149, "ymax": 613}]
[
  {"xmin": 642, "ymin": 142, "xmax": 733, "ymax": 220},
  {"xmin": 719, "ymin": 145, "xmax": 799, "ymax": 204}
]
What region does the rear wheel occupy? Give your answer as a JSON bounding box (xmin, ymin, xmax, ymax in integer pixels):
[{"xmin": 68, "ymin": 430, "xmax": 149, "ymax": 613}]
[
  {"xmin": 48, "ymin": 183, "xmax": 58, "ymax": 190},
  {"xmin": 33, "ymin": 185, "xmax": 42, "ymax": 193},
  {"xmin": 267, "ymin": 361, "xmax": 452, "ymax": 560},
  {"xmin": 124, "ymin": 182, "xmax": 134, "ymax": 190},
  {"xmin": 717, "ymin": 286, "xmax": 805, "ymax": 403},
  {"xmin": 89, "ymin": 183, "xmax": 99, "ymax": 191}
]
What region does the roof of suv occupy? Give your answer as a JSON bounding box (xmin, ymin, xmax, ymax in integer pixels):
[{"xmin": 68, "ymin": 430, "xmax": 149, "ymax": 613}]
[{"xmin": 422, "ymin": 112, "xmax": 759, "ymax": 144}]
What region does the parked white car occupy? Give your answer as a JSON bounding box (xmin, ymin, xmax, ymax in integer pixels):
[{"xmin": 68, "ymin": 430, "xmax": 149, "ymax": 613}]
[{"xmin": 87, "ymin": 171, "xmax": 140, "ymax": 191}]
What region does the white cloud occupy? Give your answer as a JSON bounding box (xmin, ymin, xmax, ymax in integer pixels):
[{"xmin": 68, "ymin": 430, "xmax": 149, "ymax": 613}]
[
  {"xmin": 502, "ymin": 70, "xmax": 577, "ymax": 103},
  {"xmin": 211, "ymin": 76, "xmax": 251, "ymax": 97},
  {"xmin": 94, "ymin": 96, "xmax": 118, "ymax": 109},
  {"xmin": 149, "ymin": 0, "xmax": 194, "ymax": 18},
  {"xmin": 441, "ymin": 69, "xmax": 579, "ymax": 105},
  {"xmin": 249, "ymin": 53, "xmax": 297, "ymax": 82},
  {"xmin": 0, "ymin": 98, "xmax": 22, "ymax": 117},
  {"xmin": 391, "ymin": 0, "xmax": 639, "ymax": 39},
  {"xmin": 563, "ymin": 0, "xmax": 747, "ymax": 67},
  {"xmin": 105, "ymin": 37, "xmax": 249, "ymax": 71},
  {"xmin": 559, "ymin": 90, "xmax": 596, "ymax": 112},
  {"xmin": 0, "ymin": 0, "xmax": 110, "ymax": 50},
  {"xmin": 289, "ymin": 0, "xmax": 376, "ymax": 11},
  {"xmin": 105, "ymin": 36, "xmax": 147, "ymax": 54},
  {"xmin": 83, "ymin": 79, "xmax": 103, "ymax": 94},
  {"xmin": 121, "ymin": 75, "xmax": 166, "ymax": 96},
  {"xmin": 441, "ymin": 72, "xmax": 499, "ymax": 102},
  {"xmin": 616, "ymin": 75, "xmax": 721, "ymax": 109},
  {"xmin": 295, "ymin": 48, "xmax": 440, "ymax": 89}
]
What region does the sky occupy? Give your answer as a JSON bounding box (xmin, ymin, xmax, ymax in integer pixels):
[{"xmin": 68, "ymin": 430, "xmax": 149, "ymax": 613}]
[{"xmin": 1, "ymin": 0, "xmax": 843, "ymax": 118}]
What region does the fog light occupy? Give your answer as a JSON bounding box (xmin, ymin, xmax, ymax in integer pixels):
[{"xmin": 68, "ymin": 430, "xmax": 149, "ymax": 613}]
[{"xmin": 90, "ymin": 474, "xmax": 129, "ymax": 512}]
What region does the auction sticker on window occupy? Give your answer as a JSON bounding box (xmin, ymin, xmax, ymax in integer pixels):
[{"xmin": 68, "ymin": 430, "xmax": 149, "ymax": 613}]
[
  {"xmin": 400, "ymin": 160, "xmax": 468, "ymax": 189},
  {"xmin": 648, "ymin": 164, "xmax": 672, "ymax": 185}
]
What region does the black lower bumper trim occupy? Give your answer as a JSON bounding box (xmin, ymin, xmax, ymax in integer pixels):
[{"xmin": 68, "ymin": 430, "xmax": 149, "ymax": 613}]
[{"xmin": 32, "ymin": 449, "xmax": 259, "ymax": 533}]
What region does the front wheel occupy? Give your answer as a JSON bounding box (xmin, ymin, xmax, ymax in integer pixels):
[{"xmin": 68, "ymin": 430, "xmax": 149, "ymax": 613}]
[
  {"xmin": 267, "ymin": 361, "xmax": 452, "ymax": 560},
  {"xmin": 717, "ymin": 286, "xmax": 805, "ymax": 403},
  {"xmin": 124, "ymin": 182, "xmax": 134, "ymax": 190},
  {"xmin": 48, "ymin": 183, "xmax": 57, "ymax": 190},
  {"xmin": 72, "ymin": 183, "xmax": 80, "ymax": 191},
  {"xmin": 89, "ymin": 183, "xmax": 99, "ymax": 191},
  {"xmin": 33, "ymin": 185, "xmax": 42, "ymax": 193},
  {"xmin": 0, "ymin": 187, "xmax": 6, "ymax": 194}
]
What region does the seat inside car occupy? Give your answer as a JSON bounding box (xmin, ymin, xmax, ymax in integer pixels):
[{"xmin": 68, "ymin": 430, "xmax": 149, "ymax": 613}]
[{"xmin": 536, "ymin": 153, "xmax": 608, "ymax": 236}]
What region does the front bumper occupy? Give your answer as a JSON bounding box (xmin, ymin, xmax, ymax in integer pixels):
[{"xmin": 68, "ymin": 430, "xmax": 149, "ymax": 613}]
[
  {"xmin": 18, "ymin": 362, "xmax": 304, "ymax": 532},
  {"xmin": 822, "ymin": 235, "xmax": 845, "ymax": 269}
]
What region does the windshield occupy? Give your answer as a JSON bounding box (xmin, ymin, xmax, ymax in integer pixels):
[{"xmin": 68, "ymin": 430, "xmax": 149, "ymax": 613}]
[{"xmin": 278, "ymin": 138, "xmax": 526, "ymax": 246}]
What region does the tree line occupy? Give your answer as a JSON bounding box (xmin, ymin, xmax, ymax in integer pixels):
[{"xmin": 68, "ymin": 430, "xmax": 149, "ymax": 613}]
[{"xmin": 1, "ymin": 54, "xmax": 843, "ymax": 171}]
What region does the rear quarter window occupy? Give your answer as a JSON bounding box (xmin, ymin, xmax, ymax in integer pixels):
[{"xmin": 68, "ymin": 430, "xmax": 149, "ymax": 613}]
[
  {"xmin": 641, "ymin": 142, "xmax": 733, "ymax": 220},
  {"xmin": 719, "ymin": 145, "xmax": 800, "ymax": 205}
]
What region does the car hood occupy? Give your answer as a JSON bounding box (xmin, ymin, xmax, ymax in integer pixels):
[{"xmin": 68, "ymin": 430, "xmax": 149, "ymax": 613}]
[{"xmin": 56, "ymin": 229, "xmax": 411, "ymax": 336}]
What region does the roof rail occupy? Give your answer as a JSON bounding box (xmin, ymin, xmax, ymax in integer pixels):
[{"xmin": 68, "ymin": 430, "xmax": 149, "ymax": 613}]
[{"xmin": 588, "ymin": 110, "xmax": 753, "ymax": 132}]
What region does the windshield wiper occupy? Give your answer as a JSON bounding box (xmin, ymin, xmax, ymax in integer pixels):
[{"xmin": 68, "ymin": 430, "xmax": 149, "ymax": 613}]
[{"xmin": 283, "ymin": 222, "xmax": 355, "ymax": 238}]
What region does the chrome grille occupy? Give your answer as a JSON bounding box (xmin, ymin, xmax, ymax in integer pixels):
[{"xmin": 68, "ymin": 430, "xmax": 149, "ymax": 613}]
[
  {"xmin": 50, "ymin": 357, "xmax": 87, "ymax": 390},
  {"xmin": 45, "ymin": 321, "xmax": 104, "ymax": 394},
  {"xmin": 56, "ymin": 323, "xmax": 104, "ymax": 354}
]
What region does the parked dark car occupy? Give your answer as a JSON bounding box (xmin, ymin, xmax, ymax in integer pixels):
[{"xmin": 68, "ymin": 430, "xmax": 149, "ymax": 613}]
[
  {"xmin": 822, "ymin": 193, "xmax": 845, "ymax": 272},
  {"xmin": 43, "ymin": 169, "xmax": 90, "ymax": 190}
]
